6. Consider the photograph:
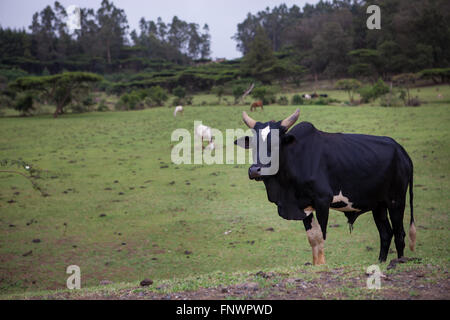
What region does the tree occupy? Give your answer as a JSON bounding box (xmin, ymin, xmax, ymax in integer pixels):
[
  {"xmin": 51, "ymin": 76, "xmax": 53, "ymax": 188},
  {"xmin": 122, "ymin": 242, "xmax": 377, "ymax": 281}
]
[
  {"xmin": 212, "ymin": 85, "xmax": 225, "ymax": 104},
  {"xmin": 232, "ymin": 85, "xmax": 245, "ymax": 104},
  {"xmin": 96, "ymin": 0, "xmax": 129, "ymax": 64},
  {"xmin": 10, "ymin": 72, "xmax": 102, "ymax": 117},
  {"xmin": 242, "ymin": 27, "xmax": 277, "ymax": 84},
  {"xmin": 172, "ymin": 86, "xmax": 186, "ymax": 99},
  {"xmin": 348, "ymin": 49, "xmax": 380, "ymax": 80},
  {"xmin": 251, "ymin": 86, "xmax": 276, "ymax": 104},
  {"xmin": 392, "ymin": 73, "xmax": 418, "ymax": 106},
  {"xmin": 335, "ymin": 79, "xmax": 362, "ymax": 103},
  {"xmin": 199, "ymin": 24, "xmax": 211, "ymax": 59},
  {"xmin": 358, "ymin": 78, "xmax": 390, "ymax": 103},
  {"xmin": 418, "ymin": 68, "xmax": 450, "ymax": 84}
]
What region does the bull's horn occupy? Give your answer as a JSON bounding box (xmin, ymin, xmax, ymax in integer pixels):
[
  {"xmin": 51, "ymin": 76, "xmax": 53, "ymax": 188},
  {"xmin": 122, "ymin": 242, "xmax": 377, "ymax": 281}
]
[
  {"xmin": 242, "ymin": 111, "xmax": 256, "ymax": 129},
  {"xmin": 281, "ymin": 109, "xmax": 300, "ymax": 129}
]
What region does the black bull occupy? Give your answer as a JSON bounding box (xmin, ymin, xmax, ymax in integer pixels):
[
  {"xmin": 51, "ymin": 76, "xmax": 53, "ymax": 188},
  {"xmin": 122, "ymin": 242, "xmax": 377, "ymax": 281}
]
[{"xmin": 235, "ymin": 109, "xmax": 416, "ymax": 265}]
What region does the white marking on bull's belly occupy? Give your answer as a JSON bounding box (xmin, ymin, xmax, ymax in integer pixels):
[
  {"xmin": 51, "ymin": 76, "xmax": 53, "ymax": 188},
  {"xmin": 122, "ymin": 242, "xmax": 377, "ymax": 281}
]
[
  {"xmin": 331, "ymin": 191, "xmax": 361, "ymax": 212},
  {"xmin": 304, "ymin": 206, "xmax": 314, "ymax": 216}
]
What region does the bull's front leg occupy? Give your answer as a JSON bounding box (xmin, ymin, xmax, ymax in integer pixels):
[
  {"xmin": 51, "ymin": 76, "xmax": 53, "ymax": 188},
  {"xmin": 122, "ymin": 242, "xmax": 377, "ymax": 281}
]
[{"xmin": 302, "ymin": 207, "xmax": 326, "ymax": 265}]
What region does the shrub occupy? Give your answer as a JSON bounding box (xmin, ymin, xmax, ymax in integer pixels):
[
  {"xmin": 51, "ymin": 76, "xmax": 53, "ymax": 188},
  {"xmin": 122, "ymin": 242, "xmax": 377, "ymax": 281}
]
[
  {"xmin": 277, "ymin": 96, "xmax": 289, "ymax": 105},
  {"xmin": 81, "ymin": 94, "xmax": 96, "ymax": 107},
  {"xmin": 115, "ymin": 91, "xmax": 144, "ymax": 111},
  {"xmin": 212, "ymin": 85, "xmax": 225, "ymax": 103},
  {"xmin": 379, "ymin": 89, "xmax": 407, "ymax": 107},
  {"xmin": 14, "ymin": 93, "xmax": 34, "ymax": 115},
  {"xmin": 408, "ymin": 97, "xmax": 421, "ymax": 107},
  {"xmin": 291, "ymin": 94, "xmax": 304, "ymax": 105},
  {"xmin": 251, "ymin": 86, "xmax": 276, "ymax": 105},
  {"xmin": 173, "ymin": 86, "xmax": 186, "ymax": 99},
  {"xmin": 172, "ymin": 96, "xmax": 193, "ymax": 106},
  {"xmin": 185, "ymin": 96, "xmax": 193, "ymax": 105},
  {"xmin": 232, "ymin": 85, "xmax": 245, "ymax": 104},
  {"xmin": 97, "ymin": 99, "xmax": 109, "ymax": 112},
  {"xmin": 359, "ymin": 79, "xmax": 390, "ymax": 103},
  {"xmin": 147, "ymin": 86, "xmax": 168, "ymax": 106},
  {"xmin": 312, "ymin": 97, "xmax": 330, "ymax": 105}
]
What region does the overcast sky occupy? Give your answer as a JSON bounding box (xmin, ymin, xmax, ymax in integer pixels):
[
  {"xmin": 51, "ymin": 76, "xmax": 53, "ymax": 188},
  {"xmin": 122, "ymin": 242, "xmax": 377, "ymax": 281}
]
[{"xmin": 0, "ymin": 0, "xmax": 317, "ymax": 59}]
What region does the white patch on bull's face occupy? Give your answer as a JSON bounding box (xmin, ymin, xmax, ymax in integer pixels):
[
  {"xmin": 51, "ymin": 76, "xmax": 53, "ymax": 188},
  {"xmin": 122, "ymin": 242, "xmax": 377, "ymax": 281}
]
[
  {"xmin": 331, "ymin": 191, "xmax": 361, "ymax": 212},
  {"xmin": 260, "ymin": 125, "xmax": 270, "ymax": 142}
]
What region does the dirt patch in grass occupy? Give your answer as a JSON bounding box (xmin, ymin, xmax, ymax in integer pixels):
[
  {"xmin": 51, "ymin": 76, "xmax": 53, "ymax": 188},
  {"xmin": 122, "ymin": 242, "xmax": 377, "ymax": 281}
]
[{"xmin": 22, "ymin": 265, "xmax": 449, "ymax": 300}]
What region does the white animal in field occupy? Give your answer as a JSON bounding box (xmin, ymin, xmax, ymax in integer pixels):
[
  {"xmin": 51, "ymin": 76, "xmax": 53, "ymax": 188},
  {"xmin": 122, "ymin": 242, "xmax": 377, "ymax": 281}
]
[
  {"xmin": 304, "ymin": 94, "xmax": 311, "ymax": 100},
  {"xmin": 205, "ymin": 141, "xmax": 215, "ymax": 150},
  {"xmin": 195, "ymin": 124, "xmax": 215, "ymax": 150},
  {"xmin": 174, "ymin": 105, "xmax": 184, "ymax": 117}
]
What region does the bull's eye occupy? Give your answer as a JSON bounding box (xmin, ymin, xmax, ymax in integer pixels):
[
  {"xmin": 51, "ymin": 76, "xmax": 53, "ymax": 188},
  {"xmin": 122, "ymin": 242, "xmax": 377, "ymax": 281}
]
[{"xmin": 261, "ymin": 125, "xmax": 270, "ymax": 142}]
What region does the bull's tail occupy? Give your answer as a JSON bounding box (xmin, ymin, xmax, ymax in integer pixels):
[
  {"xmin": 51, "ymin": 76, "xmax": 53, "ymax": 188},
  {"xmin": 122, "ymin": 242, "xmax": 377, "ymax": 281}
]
[{"xmin": 408, "ymin": 167, "xmax": 416, "ymax": 252}]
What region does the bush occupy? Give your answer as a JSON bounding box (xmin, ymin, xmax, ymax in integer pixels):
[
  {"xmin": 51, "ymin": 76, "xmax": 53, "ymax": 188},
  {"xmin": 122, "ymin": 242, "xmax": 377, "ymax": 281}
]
[
  {"xmin": 97, "ymin": 99, "xmax": 109, "ymax": 112},
  {"xmin": 172, "ymin": 96, "xmax": 193, "ymax": 106},
  {"xmin": 0, "ymin": 93, "xmax": 13, "ymax": 109},
  {"xmin": 291, "ymin": 94, "xmax": 304, "ymax": 105},
  {"xmin": 185, "ymin": 96, "xmax": 193, "ymax": 105},
  {"xmin": 173, "ymin": 86, "xmax": 186, "ymax": 99},
  {"xmin": 71, "ymin": 104, "xmax": 91, "ymax": 113},
  {"xmin": 312, "ymin": 97, "xmax": 329, "ymax": 105},
  {"xmin": 115, "ymin": 91, "xmax": 144, "ymax": 111},
  {"xmin": 359, "ymin": 79, "xmax": 390, "ymax": 103},
  {"xmin": 408, "ymin": 97, "xmax": 421, "ymax": 107},
  {"xmin": 277, "ymin": 96, "xmax": 289, "ymax": 105},
  {"xmin": 379, "ymin": 89, "xmax": 406, "ymax": 107},
  {"xmin": 14, "ymin": 93, "xmax": 34, "ymax": 115},
  {"xmin": 232, "ymin": 85, "xmax": 245, "ymax": 104},
  {"xmin": 212, "ymin": 85, "xmax": 225, "ymax": 103},
  {"xmin": 147, "ymin": 86, "xmax": 168, "ymax": 106},
  {"xmin": 81, "ymin": 94, "xmax": 96, "ymax": 107},
  {"xmin": 251, "ymin": 86, "xmax": 276, "ymax": 105}
]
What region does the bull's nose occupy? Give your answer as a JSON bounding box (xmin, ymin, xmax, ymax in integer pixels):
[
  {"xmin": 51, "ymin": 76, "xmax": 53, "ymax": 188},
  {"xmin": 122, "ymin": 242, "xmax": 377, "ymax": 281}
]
[{"xmin": 248, "ymin": 166, "xmax": 262, "ymax": 179}]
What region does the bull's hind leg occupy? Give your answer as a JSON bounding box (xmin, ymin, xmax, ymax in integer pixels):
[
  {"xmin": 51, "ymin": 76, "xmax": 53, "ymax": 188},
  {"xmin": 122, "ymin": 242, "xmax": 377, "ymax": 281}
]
[
  {"xmin": 388, "ymin": 202, "xmax": 406, "ymax": 259},
  {"xmin": 372, "ymin": 206, "xmax": 393, "ymax": 262},
  {"xmin": 303, "ymin": 212, "xmax": 326, "ymax": 265}
]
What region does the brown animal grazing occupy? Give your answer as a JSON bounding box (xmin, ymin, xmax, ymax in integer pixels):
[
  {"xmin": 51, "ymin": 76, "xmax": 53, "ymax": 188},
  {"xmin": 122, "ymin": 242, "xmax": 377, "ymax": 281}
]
[{"xmin": 250, "ymin": 101, "xmax": 263, "ymax": 111}]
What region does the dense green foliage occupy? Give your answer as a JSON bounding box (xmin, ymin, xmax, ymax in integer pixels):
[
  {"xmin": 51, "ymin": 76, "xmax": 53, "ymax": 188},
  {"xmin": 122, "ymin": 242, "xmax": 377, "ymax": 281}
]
[
  {"xmin": 1, "ymin": 0, "xmax": 450, "ymax": 115},
  {"xmin": 13, "ymin": 93, "xmax": 34, "ymax": 115},
  {"xmin": 251, "ymin": 86, "xmax": 276, "ymax": 104},
  {"xmin": 234, "ymin": 0, "xmax": 450, "ymax": 79},
  {"xmin": 358, "ymin": 79, "xmax": 390, "ymax": 103},
  {"xmin": 1, "ymin": 0, "xmax": 448, "ymax": 87},
  {"xmin": 9, "ymin": 72, "xmax": 102, "ymax": 117},
  {"xmin": 0, "ymin": 0, "xmax": 211, "ymax": 75}
]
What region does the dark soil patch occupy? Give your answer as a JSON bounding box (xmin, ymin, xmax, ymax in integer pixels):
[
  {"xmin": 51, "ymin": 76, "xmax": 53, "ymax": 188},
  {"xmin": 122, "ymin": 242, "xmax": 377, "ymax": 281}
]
[{"xmin": 25, "ymin": 264, "xmax": 450, "ymax": 300}]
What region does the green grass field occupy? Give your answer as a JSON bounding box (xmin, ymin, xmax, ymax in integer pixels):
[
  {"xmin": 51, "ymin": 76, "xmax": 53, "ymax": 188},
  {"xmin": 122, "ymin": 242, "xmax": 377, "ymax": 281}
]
[{"xmin": 0, "ymin": 85, "xmax": 449, "ymax": 298}]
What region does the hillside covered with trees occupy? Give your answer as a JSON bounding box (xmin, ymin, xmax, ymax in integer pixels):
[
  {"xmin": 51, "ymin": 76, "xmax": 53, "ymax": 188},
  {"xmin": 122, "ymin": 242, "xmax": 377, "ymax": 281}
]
[{"xmin": 1, "ymin": 0, "xmax": 449, "ymax": 115}]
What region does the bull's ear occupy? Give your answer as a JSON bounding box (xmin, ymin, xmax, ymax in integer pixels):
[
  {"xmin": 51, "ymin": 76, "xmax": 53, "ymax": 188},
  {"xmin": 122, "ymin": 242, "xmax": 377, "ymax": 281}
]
[
  {"xmin": 281, "ymin": 134, "xmax": 296, "ymax": 145},
  {"xmin": 234, "ymin": 136, "xmax": 251, "ymax": 149}
]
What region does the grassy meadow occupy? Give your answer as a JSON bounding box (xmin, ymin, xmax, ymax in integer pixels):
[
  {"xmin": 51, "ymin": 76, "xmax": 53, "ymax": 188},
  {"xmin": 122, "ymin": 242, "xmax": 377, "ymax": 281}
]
[{"xmin": 0, "ymin": 85, "xmax": 449, "ymax": 298}]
